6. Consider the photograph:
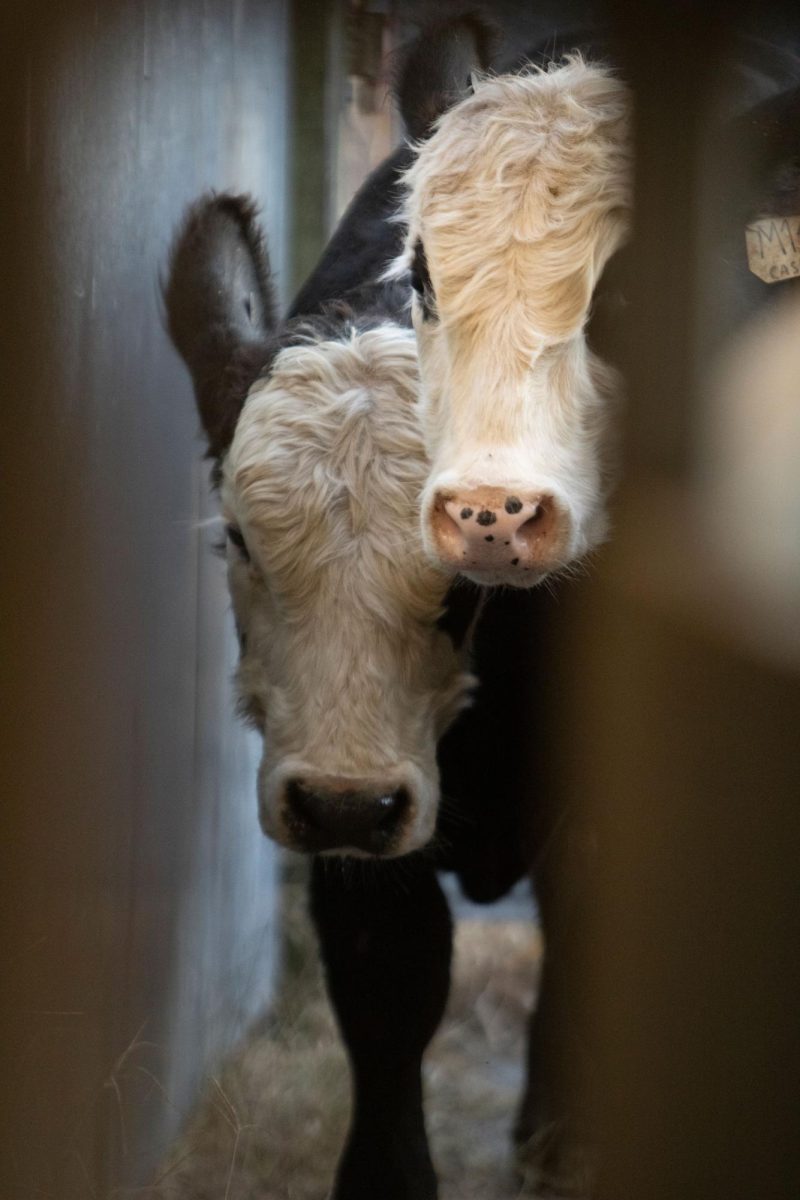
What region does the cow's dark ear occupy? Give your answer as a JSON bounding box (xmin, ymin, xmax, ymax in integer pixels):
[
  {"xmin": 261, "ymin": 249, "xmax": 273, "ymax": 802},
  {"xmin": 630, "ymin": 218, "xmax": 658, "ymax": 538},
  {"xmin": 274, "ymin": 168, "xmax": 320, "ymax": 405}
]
[
  {"xmin": 163, "ymin": 192, "xmax": 277, "ymax": 465},
  {"xmin": 393, "ymin": 11, "xmax": 500, "ymax": 141},
  {"xmin": 722, "ymin": 82, "xmax": 800, "ymax": 218}
]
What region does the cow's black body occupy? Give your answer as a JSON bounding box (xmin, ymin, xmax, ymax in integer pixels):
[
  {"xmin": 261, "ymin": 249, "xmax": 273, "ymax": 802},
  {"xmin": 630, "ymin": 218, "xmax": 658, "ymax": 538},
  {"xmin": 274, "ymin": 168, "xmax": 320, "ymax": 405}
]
[{"xmin": 288, "ymin": 146, "xmax": 415, "ymax": 324}]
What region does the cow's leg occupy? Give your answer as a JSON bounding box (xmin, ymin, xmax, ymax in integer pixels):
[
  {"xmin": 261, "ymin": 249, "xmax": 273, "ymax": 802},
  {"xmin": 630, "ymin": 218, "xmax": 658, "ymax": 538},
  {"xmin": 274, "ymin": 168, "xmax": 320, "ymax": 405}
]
[
  {"xmin": 310, "ymin": 856, "xmax": 452, "ymax": 1200},
  {"xmin": 516, "ymin": 831, "xmax": 593, "ymax": 1196},
  {"xmin": 516, "ymin": 936, "xmax": 586, "ymax": 1194}
]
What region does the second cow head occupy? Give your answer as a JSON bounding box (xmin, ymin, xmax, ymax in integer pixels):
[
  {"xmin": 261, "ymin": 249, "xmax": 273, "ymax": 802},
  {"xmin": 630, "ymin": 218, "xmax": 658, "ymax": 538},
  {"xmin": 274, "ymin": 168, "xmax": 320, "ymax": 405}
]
[{"xmin": 396, "ymin": 55, "xmax": 631, "ymax": 587}]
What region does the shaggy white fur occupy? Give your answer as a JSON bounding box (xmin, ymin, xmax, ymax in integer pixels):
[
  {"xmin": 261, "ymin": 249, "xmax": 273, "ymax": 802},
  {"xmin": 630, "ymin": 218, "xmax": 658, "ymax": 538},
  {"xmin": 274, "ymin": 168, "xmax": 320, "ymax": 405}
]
[
  {"xmin": 222, "ymin": 325, "xmax": 475, "ymax": 855},
  {"xmin": 394, "ymin": 59, "xmax": 632, "ymax": 581}
]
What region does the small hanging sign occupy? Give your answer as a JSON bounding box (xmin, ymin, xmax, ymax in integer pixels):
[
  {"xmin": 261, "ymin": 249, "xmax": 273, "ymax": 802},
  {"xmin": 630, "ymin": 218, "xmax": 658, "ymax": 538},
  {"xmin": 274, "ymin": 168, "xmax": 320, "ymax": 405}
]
[{"xmin": 745, "ymin": 215, "xmax": 800, "ymax": 284}]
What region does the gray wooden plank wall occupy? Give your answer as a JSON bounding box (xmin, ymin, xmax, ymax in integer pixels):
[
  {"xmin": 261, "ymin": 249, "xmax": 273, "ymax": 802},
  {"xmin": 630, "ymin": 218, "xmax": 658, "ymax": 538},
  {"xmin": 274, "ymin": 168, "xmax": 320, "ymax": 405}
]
[{"xmin": 1, "ymin": 1, "xmax": 291, "ymax": 1194}]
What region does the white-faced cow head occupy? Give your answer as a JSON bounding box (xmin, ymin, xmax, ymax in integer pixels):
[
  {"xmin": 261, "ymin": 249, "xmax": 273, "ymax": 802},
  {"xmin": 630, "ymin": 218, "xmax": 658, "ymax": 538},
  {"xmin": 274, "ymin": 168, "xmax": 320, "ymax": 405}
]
[
  {"xmin": 165, "ymin": 195, "xmax": 477, "ymax": 859},
  {"xmin": 396, "ymin": 59, "xmax": 632, "ymax": 586}
]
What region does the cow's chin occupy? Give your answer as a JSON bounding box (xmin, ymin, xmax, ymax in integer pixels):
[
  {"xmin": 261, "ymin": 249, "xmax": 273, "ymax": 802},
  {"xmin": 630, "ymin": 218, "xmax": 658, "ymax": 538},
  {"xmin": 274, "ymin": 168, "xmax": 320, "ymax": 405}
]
[
  {"xmin": 257, "ymin": 758, "xmax": 440, "ymax": 859},
  {"xmin": 459, "ymin": 564, "xmax": 549, "ymax": 589}
]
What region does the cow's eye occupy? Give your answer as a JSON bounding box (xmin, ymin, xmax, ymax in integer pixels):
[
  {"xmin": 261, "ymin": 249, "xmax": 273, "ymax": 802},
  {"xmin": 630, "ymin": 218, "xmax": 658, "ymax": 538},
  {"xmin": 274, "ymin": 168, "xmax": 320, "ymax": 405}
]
[
  {"xmin": 226, "ymin": 524, "xmax": 250, "ymax": 562},
  {"xmin": 410, "ymin": 238, "xmax": 437, "ymax": 321}
]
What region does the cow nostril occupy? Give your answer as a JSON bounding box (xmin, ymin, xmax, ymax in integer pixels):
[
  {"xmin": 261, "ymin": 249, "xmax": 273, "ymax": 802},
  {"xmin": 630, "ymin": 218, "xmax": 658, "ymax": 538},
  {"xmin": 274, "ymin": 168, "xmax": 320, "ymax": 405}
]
[
  {"xmin": 376, "ymin": 787, "xmax": 410, "ymax": 832},
  {"xmin": 428, "ymin": 500, "xmax": 466, "ymax": 561},
  {"xmin": 514, "ymin": 496, "xmax": 555, "ymax": 549},
  {"xmin": 286, "ymin": 779, "xmax": 324, "ymax": 828}
]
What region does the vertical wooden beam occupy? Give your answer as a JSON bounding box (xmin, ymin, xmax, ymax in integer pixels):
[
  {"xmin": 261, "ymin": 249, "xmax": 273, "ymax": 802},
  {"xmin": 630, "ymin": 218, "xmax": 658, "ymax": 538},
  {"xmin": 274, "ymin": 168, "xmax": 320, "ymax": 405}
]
[{"xmin": 288, "ymin": 0, "xmax": 341, "ymax": 295}]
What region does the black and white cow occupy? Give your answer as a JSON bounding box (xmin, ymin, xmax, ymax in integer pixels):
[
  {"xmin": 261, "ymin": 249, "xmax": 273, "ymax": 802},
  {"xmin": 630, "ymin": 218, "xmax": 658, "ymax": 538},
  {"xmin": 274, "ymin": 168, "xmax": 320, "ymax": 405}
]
[{"xmin": 164, "ymin": 16, "xmax": 567, "ymax": 1200}]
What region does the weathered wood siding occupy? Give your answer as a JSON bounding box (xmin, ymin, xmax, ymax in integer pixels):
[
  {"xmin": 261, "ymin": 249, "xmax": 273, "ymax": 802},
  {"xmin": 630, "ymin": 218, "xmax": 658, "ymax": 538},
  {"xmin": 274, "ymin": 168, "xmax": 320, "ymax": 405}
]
[{"xmin": 1, "ymin": 1, "xmax": 290, "ymax": 1192}]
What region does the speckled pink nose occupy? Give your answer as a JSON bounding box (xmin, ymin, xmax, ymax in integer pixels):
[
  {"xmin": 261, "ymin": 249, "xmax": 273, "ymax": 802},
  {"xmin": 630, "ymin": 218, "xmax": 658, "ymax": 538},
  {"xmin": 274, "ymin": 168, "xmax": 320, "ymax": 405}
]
[{"xmin": 428, "ymin": 487, "xmax": 570, "ymax": 583}]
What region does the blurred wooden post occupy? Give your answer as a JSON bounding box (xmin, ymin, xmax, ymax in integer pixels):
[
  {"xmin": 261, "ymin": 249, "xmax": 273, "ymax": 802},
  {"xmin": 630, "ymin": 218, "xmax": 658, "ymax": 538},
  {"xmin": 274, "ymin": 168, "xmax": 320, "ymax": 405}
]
[
  {"xmin": 555, "ymin": 4, "xmax": 800, "ymax": 1198},
  {"xmin": 0, "ymin": 1, "xmax": 286, "ymax": 1193}
]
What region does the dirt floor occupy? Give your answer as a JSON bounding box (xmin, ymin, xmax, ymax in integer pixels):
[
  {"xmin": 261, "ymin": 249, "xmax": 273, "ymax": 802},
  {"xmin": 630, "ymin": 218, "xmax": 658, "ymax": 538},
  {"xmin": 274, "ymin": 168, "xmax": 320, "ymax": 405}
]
[{"xmin": 152, "ymin": 880, "xmax": 545, "ymax": 1200}]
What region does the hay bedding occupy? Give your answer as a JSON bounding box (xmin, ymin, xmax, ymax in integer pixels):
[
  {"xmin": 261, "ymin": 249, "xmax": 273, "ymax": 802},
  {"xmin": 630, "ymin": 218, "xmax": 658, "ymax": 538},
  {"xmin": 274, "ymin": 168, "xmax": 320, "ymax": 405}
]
[{"xmin": 153, "ymin": 882, "xmax": 545, "ymax": 1200}]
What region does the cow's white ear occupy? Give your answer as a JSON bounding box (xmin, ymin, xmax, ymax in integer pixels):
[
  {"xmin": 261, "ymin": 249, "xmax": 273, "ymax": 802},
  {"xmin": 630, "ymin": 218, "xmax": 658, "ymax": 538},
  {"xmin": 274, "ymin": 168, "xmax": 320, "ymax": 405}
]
[{"xmin": 469, "ymin": 70, "xmax": 483, "ymax": 93}]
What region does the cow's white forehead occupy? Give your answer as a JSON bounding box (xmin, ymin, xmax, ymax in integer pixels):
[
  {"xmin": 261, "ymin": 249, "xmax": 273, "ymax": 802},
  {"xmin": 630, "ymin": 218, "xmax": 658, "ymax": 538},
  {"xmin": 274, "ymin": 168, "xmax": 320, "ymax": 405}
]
[
  {"xmin": 403, "ymin": 58, "xmax": 631, "ymax": 234},
  {"xmin": 398, "ymin": 59, "xmax": 631, "ymax": 340},
  {"xmin": 223, "ymin": 325, "xmax": 447, "ymax": 620}
]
